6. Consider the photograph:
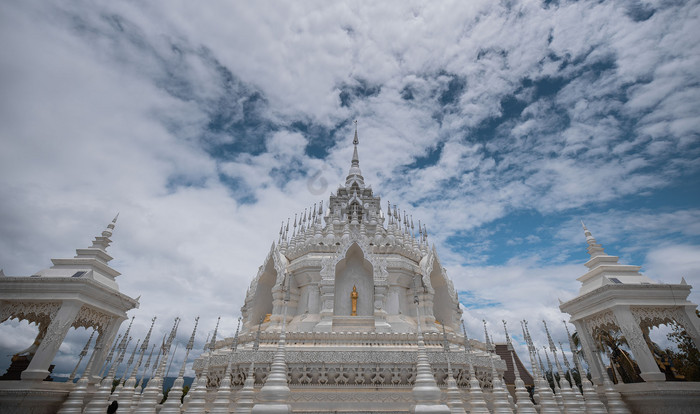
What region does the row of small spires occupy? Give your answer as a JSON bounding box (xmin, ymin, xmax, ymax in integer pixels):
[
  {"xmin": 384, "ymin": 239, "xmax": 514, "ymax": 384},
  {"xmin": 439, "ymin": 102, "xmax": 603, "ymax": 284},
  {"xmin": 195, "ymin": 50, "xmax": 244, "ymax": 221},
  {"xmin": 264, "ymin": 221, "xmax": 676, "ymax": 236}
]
[
  {"xmin": 67, "ymin": 316, "xmax": 611, "ymax": 390},
  {"xmin": 277, "ymin": 200, "xmax": 429, "ymax": 245},
  {"xmin": 64, "ymin": 204, "xmax": 606, "ymax": 265},
  {"xmin": 62, "ymin": 312, "xmax": 626, "ymax": 413}
]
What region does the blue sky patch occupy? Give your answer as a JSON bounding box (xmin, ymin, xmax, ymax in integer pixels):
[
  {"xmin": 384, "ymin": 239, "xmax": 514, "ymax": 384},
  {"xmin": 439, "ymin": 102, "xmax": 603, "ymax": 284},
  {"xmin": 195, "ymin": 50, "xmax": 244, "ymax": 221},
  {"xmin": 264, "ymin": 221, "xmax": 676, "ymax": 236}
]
[{"xmin": 458, "ymin": 290, "xmax": 502, "ymax": 310}]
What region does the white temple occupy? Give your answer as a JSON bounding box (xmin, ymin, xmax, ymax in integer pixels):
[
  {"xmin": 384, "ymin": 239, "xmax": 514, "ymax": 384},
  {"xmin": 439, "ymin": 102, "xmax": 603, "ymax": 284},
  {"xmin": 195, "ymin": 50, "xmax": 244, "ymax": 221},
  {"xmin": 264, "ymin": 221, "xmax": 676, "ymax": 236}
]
[{"xmin": 191, "ymin": 125, "xmax": 503, "ymax": 412}]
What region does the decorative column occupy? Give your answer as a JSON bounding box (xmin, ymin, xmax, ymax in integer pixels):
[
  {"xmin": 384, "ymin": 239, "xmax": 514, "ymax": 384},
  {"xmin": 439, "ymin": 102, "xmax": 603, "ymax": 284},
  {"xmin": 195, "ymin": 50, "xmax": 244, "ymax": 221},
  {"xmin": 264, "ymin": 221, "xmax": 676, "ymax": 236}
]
[
  {"xmin": 611, "ymin": 306, "xmax": 664, "ymax": 382},
  {"xmin": 22, "ymin": 300, "xmax": 82, "ymax": 381},
  {"xmin": 418, "ymin": 290, "xmax": 437, "ymax": 331},
  {"xmin": 315, "ymin": 278, "xmax": 335, "ymax": 332},
  {"xmin": 572, "ymin": 320, "xmax": 604, "ymax": 385},
  {"xmin": 679, "ymin": 305, "xmax": 700, "ymax": 350},
  {"xmin": 85, "ymin": 316, "xmax": 124, "ymax": 383},
  {"xmin": 307, "ymin": 283, "xmax": 320, "ymax": 314},
  {"xmin": 563, "ymin": 322, "xmax": 607, "ymax": 414},
  {"xmin": 270, "ymin": 284, "xmax": 285, "ymax": 326},
  {"xmin": 374, "ymin": 282, "xmax": 392, "ymax": 332}
]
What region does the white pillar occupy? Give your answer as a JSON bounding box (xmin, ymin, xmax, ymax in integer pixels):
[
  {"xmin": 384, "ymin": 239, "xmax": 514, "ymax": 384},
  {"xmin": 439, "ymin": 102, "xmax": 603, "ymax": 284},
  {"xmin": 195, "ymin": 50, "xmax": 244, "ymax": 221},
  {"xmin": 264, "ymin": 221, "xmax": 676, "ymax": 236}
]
[
  {"xmin": 85, "ymin": 316, "xmax": 124, "ymax": 383},
  {"xmin": 611, "ymin": 305, "xmax": 665, "ymax": 382},
  {"xmin": 314, "ymin": 281, "xmax": 334, "ymax": 331},
  {"xmin": 374, "ymin": 283, "xmax": 391, "ymax": 332},
  {"xmin": 572, "ymin": 320, "xmax": 604, "ymax": 385},
  {"xmin": 679, "ymin": 305, "xmax": 700, "ymax": 350},
  {"xmin": 22, "ymin": 300, "xmax": 81, "ymax": 381}
]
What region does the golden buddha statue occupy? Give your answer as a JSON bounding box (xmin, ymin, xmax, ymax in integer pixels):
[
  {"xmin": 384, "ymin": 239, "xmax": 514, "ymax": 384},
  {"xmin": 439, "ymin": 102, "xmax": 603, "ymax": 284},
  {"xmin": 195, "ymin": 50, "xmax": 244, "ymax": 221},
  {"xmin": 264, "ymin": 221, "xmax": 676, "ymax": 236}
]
[{"xmin": 351, "ymin": 285, "xmax": 358, "ymax": 316}]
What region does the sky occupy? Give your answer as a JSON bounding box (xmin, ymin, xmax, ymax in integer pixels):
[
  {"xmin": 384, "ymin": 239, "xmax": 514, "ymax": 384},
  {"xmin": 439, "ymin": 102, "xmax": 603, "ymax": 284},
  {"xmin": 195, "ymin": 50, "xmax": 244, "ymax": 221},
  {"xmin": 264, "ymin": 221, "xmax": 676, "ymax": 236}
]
[{"xmin": 1, "ymin": 0, "xmax": 699, "ymax": 379}]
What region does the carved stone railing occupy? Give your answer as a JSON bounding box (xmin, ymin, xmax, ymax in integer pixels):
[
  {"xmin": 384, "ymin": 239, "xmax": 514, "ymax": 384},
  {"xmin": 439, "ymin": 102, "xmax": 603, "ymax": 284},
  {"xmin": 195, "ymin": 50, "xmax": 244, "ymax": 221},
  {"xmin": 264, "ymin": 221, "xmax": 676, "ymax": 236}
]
[{"xmin": 214, "ymin": 330, "xmax": 483, "ymax": 350}]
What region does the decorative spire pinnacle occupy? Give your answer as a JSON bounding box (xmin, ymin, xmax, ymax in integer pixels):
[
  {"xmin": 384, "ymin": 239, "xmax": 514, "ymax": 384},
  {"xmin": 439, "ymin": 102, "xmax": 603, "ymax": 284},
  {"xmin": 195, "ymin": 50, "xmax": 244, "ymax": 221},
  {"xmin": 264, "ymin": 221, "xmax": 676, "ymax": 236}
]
[
  {"xmin": 441, "ymin": 324, "xmax": 466, "ymax": 414},
  {"xmin": 161, "ymin": 317, "xmax": 198, "ymax": 414},
  {"xmin": 522, "ymin": 320, "xmax": 561, "ymax": 413},
  {"xmin": 209, "ymin": 316, "xmax": 221, "ymax": 351},
  {"xmin": 504, "ymin": 321, "xmax": 537, "ymax": 413},
  {"xmin": 543, "ymin": 321, "xmax": 580, "ymax": 411},
  {"xmin": 104, "ymin": 214, "xmax": 119, "ymax": 237},
  {"xmin": 88, "ymin": 214, "xmax": 120, "ymax": 252},
  {"xmin": 138, "ymin": 343, "xmax": 155, "ymax": 388},
  {"xmin": 351, "ymin": 119, "xmax": 359, "ymax": 167},
  {"xmin": 460, "ymin": 321, "xmax": 489, "ymax": 413},
  {"xmin": 482, "ymin": 320, "xmax": 492, "ymax": 351},
  {"xmin": 502, "ymin": 320, "xmax": 512, "ymax": 349},
  {"xmin": 210, "ymin": 317, "xmax": 243, "ymax": 414},
  {"xmin": 100, "ymin": 333, "xmax": 121, "ymax": 377},
  {"xmin": 581, "ymin": 220, "xmax": 605, "ymax": 258},
  {"xmin": 134, "ymin": 318, "xmax": 179, "ymax": 413},
  {"xmin": 562, "ymin": 321, "xmax": 608, "ymax": 413},
  {"xmin": 69, "ymin": 330, "xmax": 95, "ymax": 382},
  {"xmin": 345, "ymin": 120, "xmax": 365, "ymax": 188},
  {"xmin": 482, "ymin": 320, "xmax": 512, "ymax": 413}
]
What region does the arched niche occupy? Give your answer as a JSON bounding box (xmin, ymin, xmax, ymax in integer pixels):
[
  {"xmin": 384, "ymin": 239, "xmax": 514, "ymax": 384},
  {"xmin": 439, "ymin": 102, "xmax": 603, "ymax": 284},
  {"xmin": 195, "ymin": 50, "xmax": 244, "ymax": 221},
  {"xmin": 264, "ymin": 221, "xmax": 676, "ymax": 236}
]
[
  {"xmin": 429, "ymin": 259, "xmax": 453, "ymax": 327},
  {"xmin": 334, "ymin": 243, "xmax": 373, "ymax": 316},
  {"xmin": 250, "ymin": 258, "xmax": 276, "ymax": 325}
]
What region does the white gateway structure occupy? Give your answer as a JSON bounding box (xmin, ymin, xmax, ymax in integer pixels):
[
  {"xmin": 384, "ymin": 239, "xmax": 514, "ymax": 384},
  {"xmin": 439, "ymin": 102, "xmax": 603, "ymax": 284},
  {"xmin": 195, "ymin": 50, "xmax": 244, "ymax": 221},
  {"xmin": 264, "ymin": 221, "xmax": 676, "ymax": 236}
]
[{"xmin": 193, "ymin": 127, "xmax": 505, "ymax": 412}]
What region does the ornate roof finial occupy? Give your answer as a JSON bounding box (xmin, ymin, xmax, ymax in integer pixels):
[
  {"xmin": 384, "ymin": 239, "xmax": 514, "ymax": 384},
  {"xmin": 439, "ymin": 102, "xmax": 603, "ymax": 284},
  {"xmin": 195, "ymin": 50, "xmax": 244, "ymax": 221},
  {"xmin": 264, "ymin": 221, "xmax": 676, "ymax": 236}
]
[
  {"xmin": 502, "ymin": 320, "xmax": 512, "ymax": 350},
  {"xmin": 161, "ymin": 316, "xmax": 199, "ymax": 412},
  {"xmin": 104, "ymin": 213, "xmax": 119, "ymax": 237},
  {"xmin": 353, "ymin": 119, "xmax": 359, "ymax": 145},
  {"xmin": 89, "ymin": 213, "xmax": 120, "ymax": 252},
  {"xmin": 351, "ymin": 121, "xmax": 360, "ymax": 168},
  {"xmin": 581, "ymin": 220, "xmax": 605, "ymax": 258},
  {"xmin": 482, "ymin": 320, "xmax": 492, "ymax": 351},
  {"xmin": 345, "ymin": 120, "xmax": 364, "ymax": 188}
]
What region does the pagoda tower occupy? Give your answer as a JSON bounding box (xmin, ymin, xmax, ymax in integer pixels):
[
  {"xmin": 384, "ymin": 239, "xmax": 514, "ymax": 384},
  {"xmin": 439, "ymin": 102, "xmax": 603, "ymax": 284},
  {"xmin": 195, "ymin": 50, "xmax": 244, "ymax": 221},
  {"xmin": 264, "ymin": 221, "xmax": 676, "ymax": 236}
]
[{"xmin": 191, "ymin": 124, "xmax": 505, "ymax": 412}]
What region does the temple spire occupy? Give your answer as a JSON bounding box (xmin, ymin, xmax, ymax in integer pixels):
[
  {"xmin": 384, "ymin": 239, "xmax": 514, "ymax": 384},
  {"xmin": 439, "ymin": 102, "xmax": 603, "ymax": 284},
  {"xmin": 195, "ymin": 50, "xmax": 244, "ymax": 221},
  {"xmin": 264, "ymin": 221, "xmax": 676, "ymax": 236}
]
[
  {"xmin": 352, "ymin": 120, "xmax": 359, "ymax": 165},
  {"xmin": 345, "ymin": 120, "xmax": 365, "ymax": 188}
]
